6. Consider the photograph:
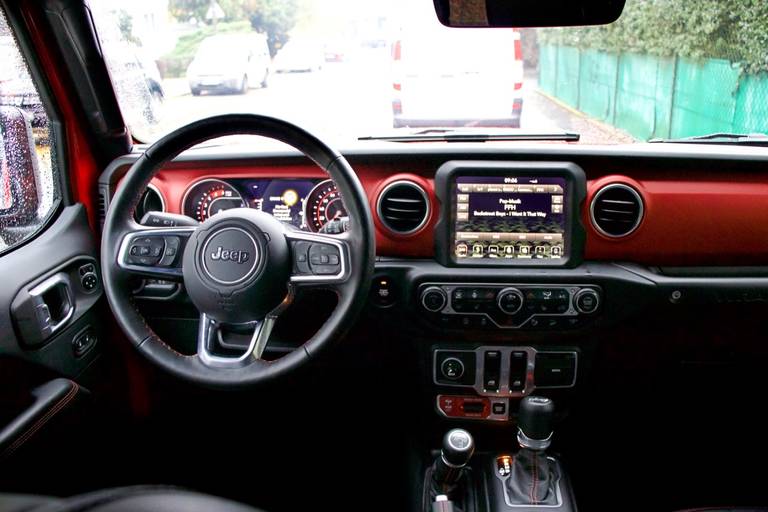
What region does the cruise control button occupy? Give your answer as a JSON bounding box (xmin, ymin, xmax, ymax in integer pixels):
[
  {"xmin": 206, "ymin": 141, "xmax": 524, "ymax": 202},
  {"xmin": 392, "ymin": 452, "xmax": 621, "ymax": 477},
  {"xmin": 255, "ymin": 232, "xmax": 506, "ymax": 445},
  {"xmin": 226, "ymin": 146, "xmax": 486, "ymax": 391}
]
[
  {"xmin": 308, "ymin": 243, "xmax": 341, "ymax": 275},
  {"xmin": 159, "ymin": 236, "xmax": 181, "ymax": 267},
  {"xmin": 293, "ymin": 241, "xmax": 312, "ymax": 274}
]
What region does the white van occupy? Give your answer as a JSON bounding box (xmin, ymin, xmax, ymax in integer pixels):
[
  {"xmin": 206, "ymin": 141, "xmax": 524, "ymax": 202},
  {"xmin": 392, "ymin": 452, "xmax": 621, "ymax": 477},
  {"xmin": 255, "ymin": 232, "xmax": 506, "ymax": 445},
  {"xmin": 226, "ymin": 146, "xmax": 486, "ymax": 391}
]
[
  {"xmin": 187, "ymin": 33, "xmax": 271, "ymax": 95},
  {"xmin": 391, "ymin": 8, "xmax": 524, "ymax": 128}
]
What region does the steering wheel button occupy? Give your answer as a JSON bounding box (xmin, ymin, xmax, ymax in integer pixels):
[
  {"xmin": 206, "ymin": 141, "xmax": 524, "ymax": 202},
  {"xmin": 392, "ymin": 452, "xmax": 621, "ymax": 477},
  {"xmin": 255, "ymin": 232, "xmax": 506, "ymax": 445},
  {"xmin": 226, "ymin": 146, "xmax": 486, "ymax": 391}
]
[
  {"xmin": 313, "ymin": 265, "xmax": 338, "ymax": 275},
  {"xmin": 292, "ymin": 241, "xmax": 311, "ymax": 274}
]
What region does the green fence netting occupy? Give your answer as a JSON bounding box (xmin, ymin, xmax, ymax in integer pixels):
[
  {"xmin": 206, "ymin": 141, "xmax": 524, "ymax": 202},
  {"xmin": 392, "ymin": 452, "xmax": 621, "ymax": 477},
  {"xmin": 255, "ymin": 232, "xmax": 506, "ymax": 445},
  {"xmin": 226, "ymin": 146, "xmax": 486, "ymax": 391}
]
[{"xmin": 539, "ymin": 44, "xmax": 768, "ymax": 140}]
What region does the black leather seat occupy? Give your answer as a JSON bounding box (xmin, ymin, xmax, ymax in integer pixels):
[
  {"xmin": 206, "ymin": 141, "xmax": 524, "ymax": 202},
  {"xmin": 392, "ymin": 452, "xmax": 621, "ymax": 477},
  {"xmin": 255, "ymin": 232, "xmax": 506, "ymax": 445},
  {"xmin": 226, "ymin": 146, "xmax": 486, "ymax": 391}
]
[{"xmin": 0, "ymin": 487, "xmax": 264, "ymax": 512}]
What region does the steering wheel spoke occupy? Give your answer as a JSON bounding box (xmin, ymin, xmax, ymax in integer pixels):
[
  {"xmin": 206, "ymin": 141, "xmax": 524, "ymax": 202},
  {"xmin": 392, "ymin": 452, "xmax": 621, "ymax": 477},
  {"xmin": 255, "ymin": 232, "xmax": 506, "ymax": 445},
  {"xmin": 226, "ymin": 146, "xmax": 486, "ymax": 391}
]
[
  {"xmin": 116, "ymin": 225, "xmax": 195, "ymax": 281},
  {"xmin": 197, "ymin": 295, "xmax": 289, "ymax": 367},
  {"xmin": 286, "ymin": 230, "xmax": 351, "ymax": 290}
]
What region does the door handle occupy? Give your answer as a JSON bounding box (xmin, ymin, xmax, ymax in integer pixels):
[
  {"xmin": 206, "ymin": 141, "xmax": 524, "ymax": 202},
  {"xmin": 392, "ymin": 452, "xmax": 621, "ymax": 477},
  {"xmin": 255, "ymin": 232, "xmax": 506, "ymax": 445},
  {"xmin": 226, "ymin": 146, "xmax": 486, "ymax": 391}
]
[{"xmin": 27, "ymin": 272, "xmax": 74, "ymax": 339}]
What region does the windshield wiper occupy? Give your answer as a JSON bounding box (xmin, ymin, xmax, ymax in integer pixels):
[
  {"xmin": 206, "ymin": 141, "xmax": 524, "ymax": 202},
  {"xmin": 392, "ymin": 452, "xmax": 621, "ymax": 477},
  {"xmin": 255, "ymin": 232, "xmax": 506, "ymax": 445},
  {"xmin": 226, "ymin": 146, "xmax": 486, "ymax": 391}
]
[
  {"xmin": 358, "ymin": 129, "xmax": 580, "ymax": 143},
  {"xmin": 649, "ymin": 132, "xmax": 768, "ymax": 146}
]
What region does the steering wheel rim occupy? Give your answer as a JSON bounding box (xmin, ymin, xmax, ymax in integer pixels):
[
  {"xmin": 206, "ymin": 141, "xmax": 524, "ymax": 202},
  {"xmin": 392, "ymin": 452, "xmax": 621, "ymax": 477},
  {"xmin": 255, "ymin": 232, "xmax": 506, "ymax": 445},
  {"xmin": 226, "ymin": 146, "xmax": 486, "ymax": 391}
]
[{"xmin": 101, "ymin": 114, "xmax": 375, "ymax": 388}]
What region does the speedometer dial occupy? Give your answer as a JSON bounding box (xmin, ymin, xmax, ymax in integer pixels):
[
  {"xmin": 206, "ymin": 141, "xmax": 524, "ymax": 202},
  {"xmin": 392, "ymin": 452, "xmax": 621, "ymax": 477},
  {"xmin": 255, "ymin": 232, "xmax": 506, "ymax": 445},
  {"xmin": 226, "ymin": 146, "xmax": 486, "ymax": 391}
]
[
  {"xmin": 182, "ymin": 179, "xmax": 245, "ymax": 222},
  {"xmin": 304, "ymin": 179, "xmax": 348, "ymax": 232}
]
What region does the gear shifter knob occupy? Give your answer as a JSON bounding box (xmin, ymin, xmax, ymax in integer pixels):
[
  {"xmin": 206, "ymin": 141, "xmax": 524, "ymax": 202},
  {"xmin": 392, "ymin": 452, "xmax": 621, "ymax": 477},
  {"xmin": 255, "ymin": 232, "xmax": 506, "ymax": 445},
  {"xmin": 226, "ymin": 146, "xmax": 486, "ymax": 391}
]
[
  {"xmin": 432, "ymin": 429, "xmax": 475, "ymax": 488},
  {"xmin": 517, "ymin": 396, "xmax": 554, "ymax": 450},
  {"xmin": 442, "ymin": 429, "xmax": 475, "ymax": 466}
]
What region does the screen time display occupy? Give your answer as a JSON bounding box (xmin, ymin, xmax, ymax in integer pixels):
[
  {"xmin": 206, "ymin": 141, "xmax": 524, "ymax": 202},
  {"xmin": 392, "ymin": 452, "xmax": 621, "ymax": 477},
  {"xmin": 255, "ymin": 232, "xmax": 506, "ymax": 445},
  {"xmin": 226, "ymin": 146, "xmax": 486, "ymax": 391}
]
[{"xmin": 453, "ymin": 176, "xmax": 567, "ymax": 260}]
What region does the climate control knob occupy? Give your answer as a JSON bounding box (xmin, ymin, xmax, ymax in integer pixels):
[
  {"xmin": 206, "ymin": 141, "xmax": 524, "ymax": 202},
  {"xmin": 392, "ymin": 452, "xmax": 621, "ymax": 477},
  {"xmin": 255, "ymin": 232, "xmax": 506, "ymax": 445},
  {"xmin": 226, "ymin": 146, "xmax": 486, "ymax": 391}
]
[
  {"xmin": 421, "ymin": 286, "xmax": 448, "ymax": 312},
  {"xmin": 497, "ymin": 288, "xmax": 524, "ymax": 315},
  {"xmin": 574, "ymin": 289, "xmax": 600, "ymax": 314}
]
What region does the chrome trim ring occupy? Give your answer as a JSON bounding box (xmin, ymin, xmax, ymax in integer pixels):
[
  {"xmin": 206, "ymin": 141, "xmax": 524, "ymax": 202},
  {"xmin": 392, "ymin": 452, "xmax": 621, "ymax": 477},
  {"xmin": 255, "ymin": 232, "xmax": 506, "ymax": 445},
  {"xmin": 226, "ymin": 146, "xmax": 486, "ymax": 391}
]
[
  {"xmin": 421, "ymin": 286, "xmax": 447, "ymax": 312},
  {"xmin": 496, "ymin": 287, "xmax": 524, "ymax": 315},
  {"xmin": 180, "ymin": 178, "xmax": 244, "ymax": 221},
  {"xmin": 517, "ymin": 429, "xmax": 553, "ymax": 451},
  {"xmin": 146, "ymin": 183, "xmax": 166, "ymax": 212},
  {"xmin": 376, "ymin": 180, "xmax": 430, "ymax": 235},
  {"xmin": 589, "ymin": 183, "xmax": 644, "ymax": 238},
  {"xmin": 200, "ymin": 227, "xmax": 260, "ymax": 285}
]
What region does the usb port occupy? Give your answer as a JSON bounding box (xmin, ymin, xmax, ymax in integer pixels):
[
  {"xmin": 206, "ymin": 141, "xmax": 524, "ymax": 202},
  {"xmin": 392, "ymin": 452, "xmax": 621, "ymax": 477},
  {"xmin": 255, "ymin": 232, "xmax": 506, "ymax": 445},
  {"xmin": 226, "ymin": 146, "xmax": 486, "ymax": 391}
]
[{"xmin": 462, "ymin": 401, "xmax": 485, "ymax": 414}]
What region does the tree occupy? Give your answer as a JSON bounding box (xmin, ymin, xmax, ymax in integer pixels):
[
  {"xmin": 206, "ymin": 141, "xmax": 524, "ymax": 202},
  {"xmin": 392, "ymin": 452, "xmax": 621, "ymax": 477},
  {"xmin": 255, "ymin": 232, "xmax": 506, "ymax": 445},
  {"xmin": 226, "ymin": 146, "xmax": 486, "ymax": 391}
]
[
  {"xmin": 169, "ymin": 0, "xmax": 211, "ymax": 23},
  {"xmin": 539, "ymin": 0, "xmax": 768, "ymax": 73},
  {"xmin": 117, "ymin": 10, "xmax": 139, "ymax": 45},
  {"xmin": 168, "ymin": 0, "xmax": 300, "ymax": 57},
  {"xmin": 248, "ymin": 0, "xmax": 300, "ymax": 57}
]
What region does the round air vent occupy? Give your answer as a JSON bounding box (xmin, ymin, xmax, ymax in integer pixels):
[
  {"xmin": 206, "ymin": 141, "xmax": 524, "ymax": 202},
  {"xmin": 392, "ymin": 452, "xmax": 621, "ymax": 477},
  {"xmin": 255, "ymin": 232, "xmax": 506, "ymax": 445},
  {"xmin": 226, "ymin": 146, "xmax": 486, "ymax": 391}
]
[
  {"xmin": 590, "ymin": 183, "xmax": 644, "ymax": 237},
  {"xmin": 134, "ymin": 185, "xmax": 165, "ymax": 222},
  {"xmin": 377, "ymin": 180, "xmax": 430, "ymax": 234}
]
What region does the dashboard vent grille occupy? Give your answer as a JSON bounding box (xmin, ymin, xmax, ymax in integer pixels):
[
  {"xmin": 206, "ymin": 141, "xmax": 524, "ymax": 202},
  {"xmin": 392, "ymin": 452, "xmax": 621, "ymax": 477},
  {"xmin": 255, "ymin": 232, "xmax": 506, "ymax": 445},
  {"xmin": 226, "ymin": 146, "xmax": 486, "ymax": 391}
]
[
  {"xmin": 377, "ymin": 181, "xmax": 429, "ymax": 234},
  {"xmin": 97, "ymin": 185, "xmax": 109, "ymax": 229},
  {"xmin": 591, "ymin": 184, "xmax": 644, "ymax": 237}
]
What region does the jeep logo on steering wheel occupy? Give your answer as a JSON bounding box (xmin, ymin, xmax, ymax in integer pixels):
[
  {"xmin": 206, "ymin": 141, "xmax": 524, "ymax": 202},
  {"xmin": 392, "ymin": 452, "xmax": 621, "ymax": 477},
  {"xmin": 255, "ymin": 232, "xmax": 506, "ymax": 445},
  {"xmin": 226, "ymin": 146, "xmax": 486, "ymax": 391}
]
[
  {"xmin": 210, "ymin": 246, "xmax": 250, "ymax": 264},
  {"xmin": 201, "ymin": 227, "xmax": 260, "ymax": 285}
]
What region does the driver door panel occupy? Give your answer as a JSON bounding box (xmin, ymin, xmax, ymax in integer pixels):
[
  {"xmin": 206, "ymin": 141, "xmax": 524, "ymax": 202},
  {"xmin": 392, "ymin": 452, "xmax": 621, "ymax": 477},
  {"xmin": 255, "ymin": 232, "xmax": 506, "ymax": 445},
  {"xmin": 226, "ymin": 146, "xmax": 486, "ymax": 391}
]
[
  {"xmin": 1, "ymin": 204, "xmax": 104, "ymax": 378},
  {"xmin": 0, "ymin": 205, "xmax": 104, "ymax": 459}
]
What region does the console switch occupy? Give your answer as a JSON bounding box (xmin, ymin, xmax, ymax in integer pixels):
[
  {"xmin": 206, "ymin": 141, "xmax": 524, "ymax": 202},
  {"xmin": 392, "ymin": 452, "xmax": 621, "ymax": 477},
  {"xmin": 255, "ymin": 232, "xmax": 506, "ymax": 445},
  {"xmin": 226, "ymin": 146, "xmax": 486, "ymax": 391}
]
[
  {"xmin": 509, "ymin": 351, "xmax": 527, "ymax": 391},
  {"xmin": 483, "ymin": 350, "xmax": 501, "ymax": 391},
  {"xmin": 534, "ymin": 352, "xmax": 577, "ymax": 387},
  {"xmin": 436, "ymin": 352, "xmax": 476, "ymax": 386}
]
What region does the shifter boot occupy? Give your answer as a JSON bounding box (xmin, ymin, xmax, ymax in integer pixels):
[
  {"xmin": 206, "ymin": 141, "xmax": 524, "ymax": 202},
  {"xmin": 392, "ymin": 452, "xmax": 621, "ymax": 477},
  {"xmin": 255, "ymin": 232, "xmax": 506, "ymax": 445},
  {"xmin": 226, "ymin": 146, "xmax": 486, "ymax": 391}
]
[{"xmin": 505, "ymin": 448, "xmax": 559, "ymax": 506}]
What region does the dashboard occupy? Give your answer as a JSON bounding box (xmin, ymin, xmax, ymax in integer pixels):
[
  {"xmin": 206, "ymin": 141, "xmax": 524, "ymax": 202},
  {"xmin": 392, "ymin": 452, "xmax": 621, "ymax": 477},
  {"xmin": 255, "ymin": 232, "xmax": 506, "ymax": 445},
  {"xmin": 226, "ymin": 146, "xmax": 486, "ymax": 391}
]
[
  {"xmin": 100, "ymin": 143, "xmax": 768, "ymax": 423},
  {"xmin": 101, "ymin": 143, "xmax": 768, "ymax": 266},
  {"xmin": 180, "ymin": 177, "xmax": 348, "ymax": 233}
]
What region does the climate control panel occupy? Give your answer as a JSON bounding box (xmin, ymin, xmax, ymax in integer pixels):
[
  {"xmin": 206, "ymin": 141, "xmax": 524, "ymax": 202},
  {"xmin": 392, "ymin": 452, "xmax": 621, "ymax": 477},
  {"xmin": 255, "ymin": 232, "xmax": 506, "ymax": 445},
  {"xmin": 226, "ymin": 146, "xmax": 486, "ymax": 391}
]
[{"xmin": 419, "ymin": 283, "xmax": 601, "ymax": 330}]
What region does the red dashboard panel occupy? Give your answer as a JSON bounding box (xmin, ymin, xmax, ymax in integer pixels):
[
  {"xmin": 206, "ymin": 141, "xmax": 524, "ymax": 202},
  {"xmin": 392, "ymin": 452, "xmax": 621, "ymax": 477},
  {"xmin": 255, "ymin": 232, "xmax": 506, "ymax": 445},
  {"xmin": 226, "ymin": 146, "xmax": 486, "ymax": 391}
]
[
  {"xmin": 145, "ymin": 163, "xmax": 768, "ymax": 265},
  {"xmin": 148, "ymin": 162, "xmax": 439, "ymax": 258},
  {"xmin": 584, "ymin": 173, "xmax": 768, "ymax": 265}
]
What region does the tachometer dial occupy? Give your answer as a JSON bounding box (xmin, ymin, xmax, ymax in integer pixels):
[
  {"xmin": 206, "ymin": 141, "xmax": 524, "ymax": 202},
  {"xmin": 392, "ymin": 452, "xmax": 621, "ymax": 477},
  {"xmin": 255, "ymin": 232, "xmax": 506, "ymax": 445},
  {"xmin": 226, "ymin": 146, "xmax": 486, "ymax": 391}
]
[
  {"xmin": 304, "ymin": 179, "xmax": 348, "ymax": 232},
  {"xmin": 182, "ymin": 179, "xmax": 245, "ymax": 222}
]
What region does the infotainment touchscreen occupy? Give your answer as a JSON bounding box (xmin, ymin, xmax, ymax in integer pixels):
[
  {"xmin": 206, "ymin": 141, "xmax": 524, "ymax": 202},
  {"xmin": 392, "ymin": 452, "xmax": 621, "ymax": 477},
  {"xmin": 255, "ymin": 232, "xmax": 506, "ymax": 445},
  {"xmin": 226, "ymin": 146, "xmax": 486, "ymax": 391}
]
[{"xmin": 453, "ymin": 176, "xmax": 567, "ymax": 260}]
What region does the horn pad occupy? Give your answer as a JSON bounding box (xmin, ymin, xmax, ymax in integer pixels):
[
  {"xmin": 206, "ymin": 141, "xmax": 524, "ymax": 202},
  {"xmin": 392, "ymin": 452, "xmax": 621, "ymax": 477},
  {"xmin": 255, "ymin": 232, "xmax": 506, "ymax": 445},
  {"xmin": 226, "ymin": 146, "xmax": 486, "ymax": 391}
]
[{"xmin": 182, "ymin": 209, "xmax": 290, "ymax": 323}]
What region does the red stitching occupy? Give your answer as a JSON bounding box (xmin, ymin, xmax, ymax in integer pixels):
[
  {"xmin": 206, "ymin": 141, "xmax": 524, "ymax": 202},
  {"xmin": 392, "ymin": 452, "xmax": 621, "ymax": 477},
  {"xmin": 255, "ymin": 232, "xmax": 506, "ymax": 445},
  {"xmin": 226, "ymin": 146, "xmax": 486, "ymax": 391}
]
[{"xmin": 2, "ymin": 381, "xmax": 79, "ymax": 457}]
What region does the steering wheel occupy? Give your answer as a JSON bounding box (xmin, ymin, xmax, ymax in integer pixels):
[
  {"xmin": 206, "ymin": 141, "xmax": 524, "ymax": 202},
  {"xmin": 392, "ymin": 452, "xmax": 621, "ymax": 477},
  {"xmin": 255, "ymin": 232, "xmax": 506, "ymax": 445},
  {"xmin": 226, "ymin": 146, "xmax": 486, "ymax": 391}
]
[{"xmin": 101, "ymin": 114, "xmax": 375, "ymax": 387}]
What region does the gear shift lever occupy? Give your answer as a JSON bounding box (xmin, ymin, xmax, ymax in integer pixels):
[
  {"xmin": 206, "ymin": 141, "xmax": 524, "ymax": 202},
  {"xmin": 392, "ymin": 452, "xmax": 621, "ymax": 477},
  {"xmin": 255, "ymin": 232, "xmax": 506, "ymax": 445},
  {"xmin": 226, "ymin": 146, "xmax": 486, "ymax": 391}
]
[
  {"xmin": 506, "ymin": 396, "xmax": 559, "ymax": 506},
  {"xmin": 432, "ymin": 428, "xmax": 475, "ymax": 488},
  {"xmin": 517, "ymin": 395, "xmax": 555, "ymax": 451}
]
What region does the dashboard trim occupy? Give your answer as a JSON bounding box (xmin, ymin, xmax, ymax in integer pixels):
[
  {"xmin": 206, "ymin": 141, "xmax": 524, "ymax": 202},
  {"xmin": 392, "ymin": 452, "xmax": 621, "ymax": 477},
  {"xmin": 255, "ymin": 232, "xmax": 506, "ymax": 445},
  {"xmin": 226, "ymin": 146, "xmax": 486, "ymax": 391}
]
[{"xmin": 101, "ymin": 145, "xmax": 768, "ymax": 266}]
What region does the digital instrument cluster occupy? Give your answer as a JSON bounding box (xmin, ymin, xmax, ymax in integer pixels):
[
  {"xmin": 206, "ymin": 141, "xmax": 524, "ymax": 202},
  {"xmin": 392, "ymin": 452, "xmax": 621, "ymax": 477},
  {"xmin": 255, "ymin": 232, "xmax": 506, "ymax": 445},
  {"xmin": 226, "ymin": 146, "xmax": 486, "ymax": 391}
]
[{"xmin": 181, "ymin": 178, "xmax": 348, "ymax": 233}]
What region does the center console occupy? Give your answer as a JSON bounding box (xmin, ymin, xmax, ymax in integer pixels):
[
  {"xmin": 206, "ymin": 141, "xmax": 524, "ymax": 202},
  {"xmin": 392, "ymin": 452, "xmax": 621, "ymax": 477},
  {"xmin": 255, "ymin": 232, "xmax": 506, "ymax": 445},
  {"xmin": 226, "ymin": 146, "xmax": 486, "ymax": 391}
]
[
  {"xmin": 425, "ymin": 398, "xmax": 578, "ymax": 512},
  {"xmin": 406, "ymin": 162, "xmax": 595, "ymax": 511}
]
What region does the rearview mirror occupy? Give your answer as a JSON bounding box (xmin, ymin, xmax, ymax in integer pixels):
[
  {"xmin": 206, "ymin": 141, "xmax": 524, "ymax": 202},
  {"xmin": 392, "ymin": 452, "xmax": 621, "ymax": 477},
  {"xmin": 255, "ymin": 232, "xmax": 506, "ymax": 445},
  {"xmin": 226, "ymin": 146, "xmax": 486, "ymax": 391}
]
[{"xmin": 433, "ymin": 0, "xmax": 626, "ymax": 27}]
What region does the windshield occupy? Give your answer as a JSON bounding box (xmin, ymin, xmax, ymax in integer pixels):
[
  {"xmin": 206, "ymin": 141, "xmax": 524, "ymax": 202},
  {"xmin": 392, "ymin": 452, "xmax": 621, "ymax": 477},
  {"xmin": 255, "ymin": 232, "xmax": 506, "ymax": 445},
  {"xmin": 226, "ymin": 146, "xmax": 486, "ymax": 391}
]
[{"xmin": 89, "ymin": 0, "xmax": 768, "ymax": 145}]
